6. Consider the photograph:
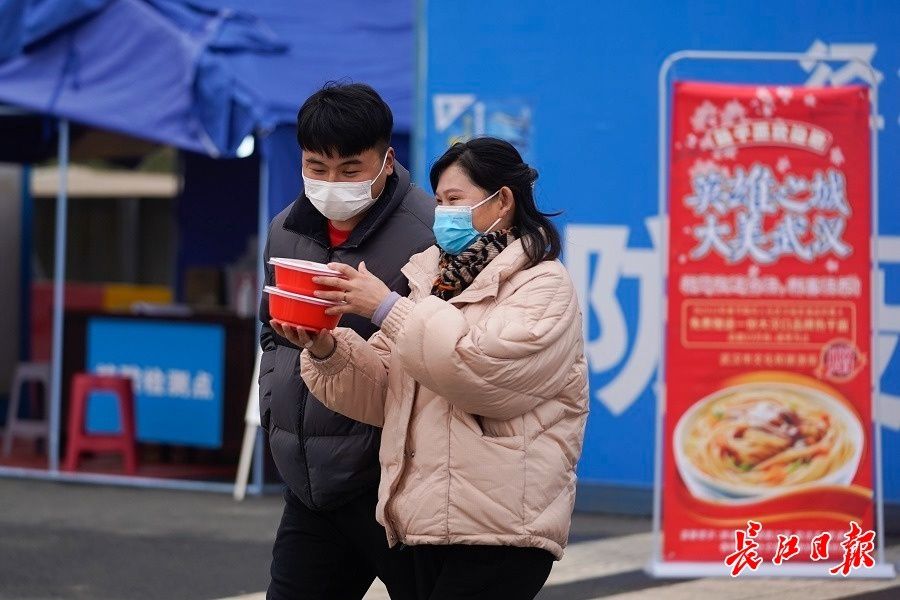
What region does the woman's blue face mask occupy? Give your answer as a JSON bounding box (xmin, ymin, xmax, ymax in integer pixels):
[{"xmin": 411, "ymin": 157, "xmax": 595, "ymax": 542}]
[{"xmin": 432, "ymin": 190, "xmax": 501, "ymax": 255}]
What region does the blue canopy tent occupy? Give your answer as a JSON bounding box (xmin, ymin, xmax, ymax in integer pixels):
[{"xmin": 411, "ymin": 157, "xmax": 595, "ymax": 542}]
[{"xmin": 0, "ymin": 0, "xmax": 415, "ymax": 492}]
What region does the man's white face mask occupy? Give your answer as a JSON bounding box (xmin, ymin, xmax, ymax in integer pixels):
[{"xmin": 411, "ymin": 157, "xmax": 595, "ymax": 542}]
[{"xmin": 302, "ymin": 152, "xmax": 388, "ymax": 221}]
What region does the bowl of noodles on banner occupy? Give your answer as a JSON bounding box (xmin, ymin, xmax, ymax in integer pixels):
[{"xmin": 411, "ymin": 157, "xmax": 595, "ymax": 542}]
[
  {"xmin": 265, "ymin": 286, "xmax": 340, "ymax": 332},
  {"xmin": 269, "ymin": 258, "xmax": 345, "ymax": 296},
  {"xmin": 673, "ymin": 378, "xmax": 864, "ymax": 503}
]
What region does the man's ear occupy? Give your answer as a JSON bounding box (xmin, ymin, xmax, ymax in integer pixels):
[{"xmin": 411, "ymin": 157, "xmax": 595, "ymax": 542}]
[{"xmin": 384, "ymin": 147, "xmax": 395, "ymax": 176}]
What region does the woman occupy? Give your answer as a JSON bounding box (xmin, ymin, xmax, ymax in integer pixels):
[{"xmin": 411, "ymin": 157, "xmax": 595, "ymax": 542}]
[{"xmin": 271, "ymin": 137, "xmax": 588, "ymax": 599}]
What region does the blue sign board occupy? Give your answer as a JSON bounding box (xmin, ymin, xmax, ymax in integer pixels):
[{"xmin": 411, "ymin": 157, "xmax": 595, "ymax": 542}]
[
  {"xmin": 419, "ymin": 0, "xmax": 900, "ymax": 501},
  {"xmin": 86, "ymin": 318, "xmax": 225, "ymax": 448},
  {"xmin": 429, "ymin": 95, "xmax": 536, "ymax": 165}
]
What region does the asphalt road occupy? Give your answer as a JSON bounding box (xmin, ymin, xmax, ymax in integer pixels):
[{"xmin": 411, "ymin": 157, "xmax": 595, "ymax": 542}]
[
  {"xmin": 0, "ymin": 479, "xmax": 279, "ymax": 599},
  {"xmin": 1, "ymin": 478, "xmax": 896, "ymax": 600},
  {"xmin": 0, "ymin": 478, "xmax": 651, "ymax": 600}
]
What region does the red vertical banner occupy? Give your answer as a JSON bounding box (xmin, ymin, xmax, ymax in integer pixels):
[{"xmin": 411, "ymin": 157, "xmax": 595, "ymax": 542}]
[{"xmin": 663, "ymin": 82, "xmax": 872, "ymax": 568}]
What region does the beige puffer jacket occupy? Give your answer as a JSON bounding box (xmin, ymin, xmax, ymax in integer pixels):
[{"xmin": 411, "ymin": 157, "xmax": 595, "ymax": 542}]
[{"xmin": 300, "ymin": 239, "xmax": 589, "ymax": 559}]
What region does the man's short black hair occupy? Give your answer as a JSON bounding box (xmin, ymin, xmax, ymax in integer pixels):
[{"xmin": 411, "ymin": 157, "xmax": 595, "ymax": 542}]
[{"xmin": 296, "ymin": 82, "xmax": 393, "ymax": 158}]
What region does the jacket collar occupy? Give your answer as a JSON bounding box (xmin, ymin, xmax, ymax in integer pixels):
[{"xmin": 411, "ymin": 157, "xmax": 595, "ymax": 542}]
[
  {"xmin": 283, "ymin": 162, "xmax": 413, "ymax": 249},
  {"xmin": 401, "ymin": 238, "xmax": 530, "ymax": 305}
]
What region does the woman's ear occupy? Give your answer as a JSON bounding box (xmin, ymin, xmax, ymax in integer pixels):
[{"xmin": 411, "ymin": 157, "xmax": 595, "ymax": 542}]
[{"xmin": 498, "ymin": 186, "xmax": 515, "ymax": 219}]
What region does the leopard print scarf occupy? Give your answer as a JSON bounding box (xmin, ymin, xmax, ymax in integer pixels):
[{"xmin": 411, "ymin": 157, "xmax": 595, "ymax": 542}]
[{"xmin": 431, "ymin": 228, "xmax": 518, "ymax": 300}]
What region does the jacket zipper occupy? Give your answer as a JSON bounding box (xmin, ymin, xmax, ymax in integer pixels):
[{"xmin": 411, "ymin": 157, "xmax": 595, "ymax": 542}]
[
  {"xmin": 298, "ymin": 385, "xmax": 316, "ymax": 508},
  {"xmin": 386, "ymin": 380, "xmax": 419, "ymax": 547},
  {"xmin": 299, "ymin": 243, "xmax": 334, "ymax": 509}
]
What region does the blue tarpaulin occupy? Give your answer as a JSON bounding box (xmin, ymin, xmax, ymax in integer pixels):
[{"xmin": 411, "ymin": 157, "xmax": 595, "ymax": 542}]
[
  {"xmin": 0, "ymin": 0, "xmax": 414, "ymax": 153},
  {"xmin": 0, "ymin": 0, "xmax": 415, "ymax": 213},
  {"xmin": 189, "ymin": 0, "xmax": 416, "ymax": 134},
  {"xmin": 0, "ymin": 0, "xmax": 276, "ymax": 156}
]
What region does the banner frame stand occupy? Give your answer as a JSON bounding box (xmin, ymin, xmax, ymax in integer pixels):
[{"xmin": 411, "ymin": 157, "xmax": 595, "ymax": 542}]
[{"xmin": 649, "ymin": 50, "xmax": 894, "ymax": 579}]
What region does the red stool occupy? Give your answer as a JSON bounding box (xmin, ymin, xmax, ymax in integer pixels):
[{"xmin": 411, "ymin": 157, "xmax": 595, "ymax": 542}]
[{"xmin": 64, "ymin": 374, "xmax": 138, "ymax": 475}]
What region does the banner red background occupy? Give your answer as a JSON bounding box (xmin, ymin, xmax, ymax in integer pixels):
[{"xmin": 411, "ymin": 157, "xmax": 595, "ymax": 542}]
[{"xmin": 663, "ymin": 82, "xmax": 872, "ymax": 564}]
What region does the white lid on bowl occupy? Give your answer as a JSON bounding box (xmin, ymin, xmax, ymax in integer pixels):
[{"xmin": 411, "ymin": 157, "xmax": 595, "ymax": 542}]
[
  {"xmin": 268, "ymin": 257, "xmax": 342, "ymax": 276},
  {"xmin": 263, "ymin": 285, "xmax": 339, "ymax": 306}
]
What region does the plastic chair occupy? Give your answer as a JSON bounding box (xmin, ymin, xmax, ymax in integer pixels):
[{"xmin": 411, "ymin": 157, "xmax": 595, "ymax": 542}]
[
  {"xmin": 2, "ymin": 362, "xmax": 51, "ymax": 457},
  {"xmin": 63, "ymin": 373, "xmax": 138, "ymax": 474}
]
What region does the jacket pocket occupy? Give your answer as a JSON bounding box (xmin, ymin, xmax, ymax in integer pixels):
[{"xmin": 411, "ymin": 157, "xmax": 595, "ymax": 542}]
[
  {"xmin": 450, "ymin": 420, "xmax": 526, "ymax": 535},
  {"xmin": 477, "ymin": 414, "xmax": 522, "ymax": 439}
]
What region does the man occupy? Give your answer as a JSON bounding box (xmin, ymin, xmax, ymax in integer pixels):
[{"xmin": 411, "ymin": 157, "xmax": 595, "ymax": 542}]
[{"xmin": 258, "ymin": 83, "xmax": 435, "ymax": 599}]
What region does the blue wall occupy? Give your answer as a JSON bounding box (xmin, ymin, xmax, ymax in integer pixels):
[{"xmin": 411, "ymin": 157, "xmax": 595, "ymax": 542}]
[{"xmin": 419, "ymin": 0, "xmax": 900, "ymax": 505}]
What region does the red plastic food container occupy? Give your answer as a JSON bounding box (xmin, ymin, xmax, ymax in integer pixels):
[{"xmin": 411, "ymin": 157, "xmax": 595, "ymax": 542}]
[
  {"xmin": 269, "ymin": 258, "xmax": 344, "ymax": 296},
  {"xmin": 264, "ymin": 286, "xmax": 341, "ymax": 332}
]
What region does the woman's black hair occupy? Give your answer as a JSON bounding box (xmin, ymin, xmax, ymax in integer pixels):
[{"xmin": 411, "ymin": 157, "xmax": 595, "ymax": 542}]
[{"xmin": 429, "ymin": 137, "xmax": 561, "ymax": 268}]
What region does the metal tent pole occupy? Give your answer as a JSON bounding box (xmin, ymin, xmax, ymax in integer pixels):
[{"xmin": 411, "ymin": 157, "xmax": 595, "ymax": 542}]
[
  {"xmin": 48, "ymin": 119, "xmax": 70, "ymax": 473},
  {"xmin": 19, "ymin": 163, "xmax": 33, "ymax": 361},
  {"xmin": 413, "ymin": 0, "xmax": 430, "ymax": 185},
  {"xmin": 251, "ymin": 141, "xmax": 270, "ymax": 496}
]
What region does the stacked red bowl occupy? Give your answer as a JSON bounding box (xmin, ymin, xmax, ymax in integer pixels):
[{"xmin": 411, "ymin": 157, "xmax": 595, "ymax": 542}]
[{"xmin": 265, "ymin": 258, "xmax": 344, "ymax": 331}]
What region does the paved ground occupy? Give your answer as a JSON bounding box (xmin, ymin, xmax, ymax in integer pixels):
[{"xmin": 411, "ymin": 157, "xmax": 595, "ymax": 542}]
[{"xmin": 0, "ymin": 478, "xmax": 897, "ymax": 599}]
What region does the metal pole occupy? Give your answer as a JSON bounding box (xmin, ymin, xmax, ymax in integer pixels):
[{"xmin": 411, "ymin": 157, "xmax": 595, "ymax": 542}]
[
  {"xmin": 650, "ymin": 52, "xmax": 672, "ymax": 568},
  {"xmin": 48, "ymin": 119, "xmax": 70, "ymax": 473},
  {"xmin": 251, "ymin": 139, "xmax": 269, "ymax": 495},
  {"xmin": 19, "ymin": 164, "xmax": 33, "ymax": 361},
  {"xmin": 867, "ymin": 63, "xmax": 886, "ymax": 570},
  {"xmin": 413, "ymin": 0, "xmax": 429, "ymax": 185}
]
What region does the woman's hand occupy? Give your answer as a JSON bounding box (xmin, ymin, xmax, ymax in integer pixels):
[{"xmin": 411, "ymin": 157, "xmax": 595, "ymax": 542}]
[
  {"xmin": 270, "ymin": 320, "xmax": 335, "ymax": 359},
  {"xmin": 312, "ymin": 261, "xmax": 391, "ymax": 320}
]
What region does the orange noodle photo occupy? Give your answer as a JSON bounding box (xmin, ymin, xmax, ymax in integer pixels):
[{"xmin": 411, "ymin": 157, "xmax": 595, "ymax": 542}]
[{"xmin": 674, "ymin": 379, "xmax": 863, "ymax": 502}]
